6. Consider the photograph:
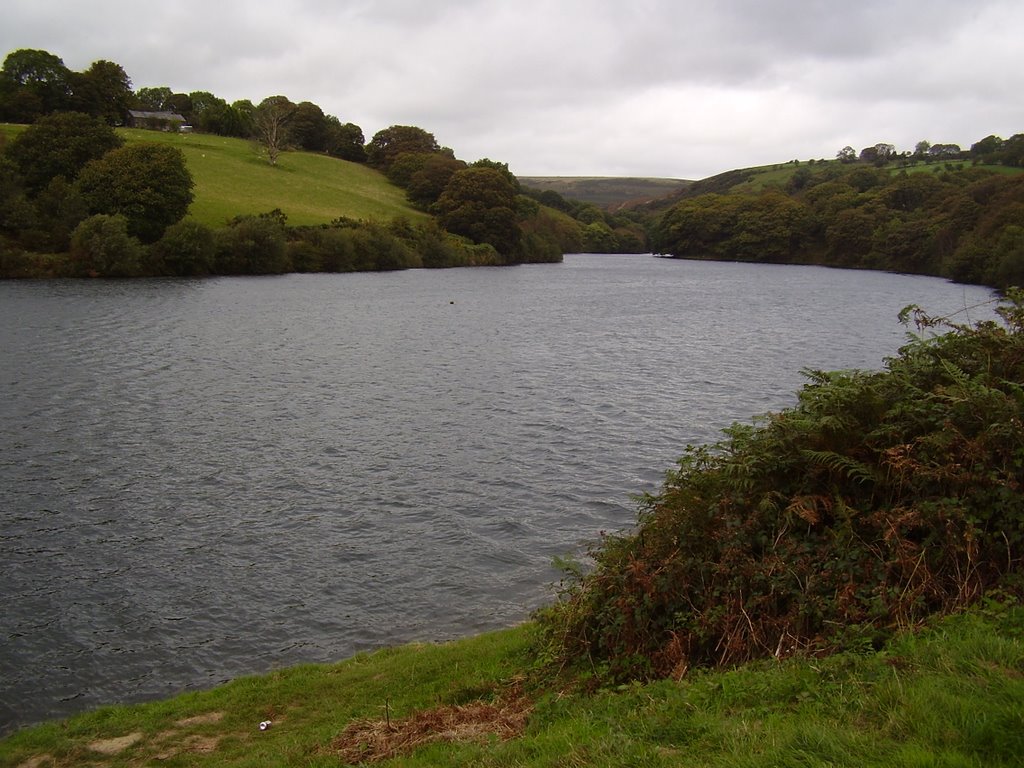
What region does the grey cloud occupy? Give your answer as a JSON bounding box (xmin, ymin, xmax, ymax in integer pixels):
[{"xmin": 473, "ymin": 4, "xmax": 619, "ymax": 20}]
[{"xmin": 1, "ymin": 0, "xmax": 1021, "ymax": 178}]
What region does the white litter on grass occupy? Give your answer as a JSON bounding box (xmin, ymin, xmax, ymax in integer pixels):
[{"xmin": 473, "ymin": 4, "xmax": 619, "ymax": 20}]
[{"xmin": 259, "ymin": 720, "xmax": 272, "ymax": 731}]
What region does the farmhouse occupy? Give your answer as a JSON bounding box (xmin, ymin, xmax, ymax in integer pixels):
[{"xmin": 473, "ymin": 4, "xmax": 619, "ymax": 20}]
[{"xmin": 127, "ymin": 110, "xmax": 190, "ymax": 132}]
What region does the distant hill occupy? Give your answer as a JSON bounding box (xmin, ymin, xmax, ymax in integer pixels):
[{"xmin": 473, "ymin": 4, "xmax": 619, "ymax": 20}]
[{"xmin": 517, "ymin": 176, "xmax": 691, "ymax": 210}]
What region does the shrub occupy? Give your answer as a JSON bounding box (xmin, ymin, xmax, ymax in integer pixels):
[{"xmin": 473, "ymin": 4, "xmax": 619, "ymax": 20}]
[
  {"xmin": 539, "ymin": 292, "xmax": 1024, "ymax": 680},
  {"xmin": 68, "ymin": 214, "xmax": 144, "ymax": 277},
  {"xmin": 151, "ymin": 219, "xmax": 216, "ymax": 276},
  {"xmin": 214, "ymin": 211, "xmax": 289, "ymax": 274}
]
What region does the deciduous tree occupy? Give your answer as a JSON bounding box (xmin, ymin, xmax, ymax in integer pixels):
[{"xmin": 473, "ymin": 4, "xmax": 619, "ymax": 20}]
[
  {"xmin": 6, "ymin": 111, "xmax": 123, "ymax": 192},
  {"xmin": 324, "ymin": 118, "xmax": 366, "ymax": 161},
  {"xmin": 435, "ymin": 166, "xmax": 521, "ymax": 258},
  {"xmin": 366, "ymin": 125, "xmax": 443, "ymax": 170},
  {"xmin": 289, "ymin": 101, "xmax": 328, "ymax": 152},
  {"xmin": 134, "ymin": 86, "xmax": 173, "ymax": 111},
  {"xmin": 75, "ymin": 143, "xmax": 194, "ymax": 242},
  {"xmin": 253, "ymin": 96, "xmax": 295, "ymax": 164},
  {"xmin": 406, "ymin": 154, "xmax": 466, "ymax": 208},
  {"xmin": 70, "ymin": 60, "xmax": 133, "ymax": 124},
  {"xmin": 0, "ymin": 48, "xmax": 71, "ymax": 119}
]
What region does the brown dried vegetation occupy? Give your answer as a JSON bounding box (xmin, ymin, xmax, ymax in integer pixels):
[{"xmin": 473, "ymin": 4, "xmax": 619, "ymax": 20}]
[{"xmin": 330, "ymin": 694, "xmax": 532, "ymax": 763}]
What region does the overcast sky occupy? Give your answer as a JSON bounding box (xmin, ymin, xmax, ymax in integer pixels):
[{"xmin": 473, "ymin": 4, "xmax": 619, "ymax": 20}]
[{"xmin": 3, "ymin": 0, "xmax": 1022, "ymax": 179}]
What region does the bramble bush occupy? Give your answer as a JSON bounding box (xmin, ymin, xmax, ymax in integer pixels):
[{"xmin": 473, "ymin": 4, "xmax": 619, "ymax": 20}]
[{"xmin": 539, "ymin": 291, "xmax": 1024, "ymax": 680}]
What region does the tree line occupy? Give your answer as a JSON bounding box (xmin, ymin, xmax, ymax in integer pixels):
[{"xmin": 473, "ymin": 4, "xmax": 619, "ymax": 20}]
[
  {"xmin": 0, "ymin": 111, "xmax": 567, "ymax": 277},
  {"xmin": 5, "ymin": 46, "xmax": 1021, "ymax": 283},
  {"xmin": 837, "ymin": 135, "xmax": 1024, "ymax": 169},
  {"xmin": 652, "ymin": 158, "xmax": 1024, "ymax": 289},
  {"xmin": 0, "ymin": 47, "xmax": 581, "ymax": 277},
  {"xmin": 0, "ymin": 48, "xmax": 367, "ymax": 161}
]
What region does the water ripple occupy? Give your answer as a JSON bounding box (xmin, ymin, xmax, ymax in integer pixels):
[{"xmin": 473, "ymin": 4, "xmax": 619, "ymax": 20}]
[{"xmin": 0, "ymin": 255, "xmax": 995, "ymax": 734}]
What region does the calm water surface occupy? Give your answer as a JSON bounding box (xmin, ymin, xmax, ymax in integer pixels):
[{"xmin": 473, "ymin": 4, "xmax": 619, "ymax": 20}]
[{"xmin": 0, "ymin": 254, "xmax": 996, "ymax": 733}]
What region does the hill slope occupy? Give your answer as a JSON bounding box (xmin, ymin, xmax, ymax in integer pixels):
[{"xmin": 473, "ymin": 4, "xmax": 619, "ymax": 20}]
[
  {"xmin": 0, "ymin": 123, "xmax": 427, "ymax": 228},
  {"xmin": 117, "ymin": 129, "xmax": 429, "ymax": 227},
  {"xmin": 518, "ymin": 176, "xmax": 690, "ymax": 209}
]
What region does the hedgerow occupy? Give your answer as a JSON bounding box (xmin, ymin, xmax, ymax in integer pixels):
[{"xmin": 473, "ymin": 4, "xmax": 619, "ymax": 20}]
[{"xmin": 539, "ymin": 291, "xmax": 1024, "ymax": 680}]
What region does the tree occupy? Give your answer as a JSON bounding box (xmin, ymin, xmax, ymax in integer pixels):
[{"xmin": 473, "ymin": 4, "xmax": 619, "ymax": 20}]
[
  {"xmin": 70, "ymin": 60, "xmax": 133, "ymax": 124},
  {"xmin": 75, "ymin": 143, "xmax": 194, "ymax": 243},
  {"xmin": 230, "ymin": 99, "xmax": 256, "ymax": 135},
  {"xmin": 971, "ymin": 134, "xmax": 1003, "ymax": 158},
  {"xmin": 186, "ymin": 90, "xmax": 225, "ymax": 130},
  {"xmin": 406, "ymin": 154, "xmax": 466, "ymax": 208},
  {"xmin": 860, "ymin": 143, "xmax": 896, "ymax": 166},
  {"xmin": 23, "ymin": 176, "xmax": 88, "ymax": 252},
  {"xmin": 836, "ymin": 146, "xmax": 856, "ymax": 163},
  {"xmin": 928, "ymin": 143, "xmax": 961, "ymax": 159},
  {"xmin": 324, "ymin": 118, "xmax": 366, "ymax": 161},
  {"xmin": 366, "ymin": 125, "xmax": 443, "ymax": 170},
  {"xmin": 435, "ymin": 166, "xmax": 521, "ymax": 257},
  {"xmin": 134, "ymin": 86, "xmax": 173, "ymax": 111},
  {"xmin": 470, "ymin": 158, "xmax": 520, "ymax": 192},
  {"xmin": 201, "ymin": 101, "xmax": 249, "ymax": 137},
  {"xmin": 997, "ymin": 134, "xmax": 1024, "ymax": 167},
  {"xmin": 385, "ymin": 152, "xmax": 432, "ymax": 187},
  {"xmin": 253, "ymin": 96, "xmax": 295, "ymax": 164},
  {"xmin": 289, "ymin": 101, "xmax": 328, "ymax": 152},
  {"xmin": 0, "ymin": 48, "xmax": 71, "ymax": 119},
  {"xmin": 6, "ymin": 111, "xmax": 124, "ymax": 192},
  {"xmin": 166, "ymin": 92, "xmax": 193, "ymax": 117},
  {"xmin": 990, "ymin": 224, "xmax": 1024, "ymax": 288}
]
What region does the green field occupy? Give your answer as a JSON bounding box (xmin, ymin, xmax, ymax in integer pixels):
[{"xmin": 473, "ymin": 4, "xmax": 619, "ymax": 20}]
[
  {"xmin": 117, "ymin": 129, "xmax": 428, "ymax": 227},
  {"xmin": 1, "ymin": 124, "xmax": 428, "ymax": 228}
]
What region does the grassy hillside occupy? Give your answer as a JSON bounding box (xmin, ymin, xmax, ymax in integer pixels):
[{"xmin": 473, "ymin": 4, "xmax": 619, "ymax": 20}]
[
  {"xmin": 1, "ymin": 606, "xmax": 1021, "ymax": 767},
  {"xmin": 0, "ymin": 124, "xmax": 428, "ymax": 227},
  {"xmin": 117, "ymin": 129, "xmax": 428, "ymax": 227},
  {"xmin": 518, "ymin": 176, "xmax": 690, "ymax": 209}
]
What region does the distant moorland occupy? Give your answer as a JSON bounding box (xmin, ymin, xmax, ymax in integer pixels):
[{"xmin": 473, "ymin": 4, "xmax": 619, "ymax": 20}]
[{"xmin": 517, "ymin": 176, "xmax": 691, "ymax": 209}]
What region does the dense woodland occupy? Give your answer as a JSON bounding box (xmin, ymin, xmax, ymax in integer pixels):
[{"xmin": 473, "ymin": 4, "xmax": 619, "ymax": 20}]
[{"xmin": 651, "ymin": 157, "xmax": 1024, "ymax": 289}]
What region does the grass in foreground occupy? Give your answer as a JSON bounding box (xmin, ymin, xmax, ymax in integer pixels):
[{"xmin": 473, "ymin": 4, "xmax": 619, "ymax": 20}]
[{"xmin": 2, "ymin": 604, "xmax": 1022, "ymax": 767}]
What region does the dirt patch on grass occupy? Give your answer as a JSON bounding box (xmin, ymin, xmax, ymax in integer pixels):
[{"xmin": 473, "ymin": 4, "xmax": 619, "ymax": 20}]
[
  {"xmin": 87, "ymin": 732, "xmax": 143, "ymax": 754},
  {"xmin": 16, "ymin": 756, "xmax": 55, "ymax": 768},
  {"xmin": 11, "ymin": 710, "xmax": 230, "ymax": 768},
  {"xmin": 152, "ymin": 734, "xmax": 222, "ymax": 761},
  {"xmin": 149, "ymin": 711, "xmax": 226, "ymax": 760},
  {"xmin": 174, "ymin": 711, "xmax": 225, "ymax": 728},
  {"xmin": 331, "ymin": 696, "xmax": 532, "ymax": 763}
]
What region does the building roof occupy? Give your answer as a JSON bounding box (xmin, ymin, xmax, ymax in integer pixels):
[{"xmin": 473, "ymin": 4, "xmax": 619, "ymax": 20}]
[{"xmin": 128, "ymin": 110, "xmax": 187, "ymax": 122}]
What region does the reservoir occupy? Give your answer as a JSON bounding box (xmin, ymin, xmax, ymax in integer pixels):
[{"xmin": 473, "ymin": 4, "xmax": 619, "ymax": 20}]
[{"xmin": 0, "ymin": 254, "xmax": 996, "ymax": 734}]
